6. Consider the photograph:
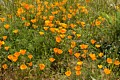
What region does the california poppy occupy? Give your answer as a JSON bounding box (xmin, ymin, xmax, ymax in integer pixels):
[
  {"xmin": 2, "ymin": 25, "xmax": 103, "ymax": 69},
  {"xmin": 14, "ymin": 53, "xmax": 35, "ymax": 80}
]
[{"xmin": 65, "ymin": 70, "xmax": 71, "ymax": 77}]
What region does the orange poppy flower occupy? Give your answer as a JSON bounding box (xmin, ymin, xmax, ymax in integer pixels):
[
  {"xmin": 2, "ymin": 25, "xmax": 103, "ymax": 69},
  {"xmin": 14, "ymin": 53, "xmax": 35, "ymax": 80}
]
[
  {"xmin": 80, "ymin": 44, "xmax": 88, "ymax": 49},
  {"xmin": 4, "ymin": 46, "xmax": 10, "ymax": 51},
  {"xmin": 67, "ymin": 35, "xmax": 72, "ymax": 39},
  {"xmin": 71, "ymin": 41, "xmax": 76, "ymax": 48},
  {"xmin": 75, "ymin": 66, "xmax": 81, "ymax": 71},
  {"xmin": 90, "ymin": 39, "xmax": 96, "ymax": 44},
  {"xmin": 0, "ymin": 40, "xmax": 4, "ymax": 47},
  {"xmin": 68, "ymin": 14, "xmax": 72, "ymax": 19},
  {"xmin": 2, "ymin": 36, "xmax": 7, "ymax": 40},
  {"xmin": 57, "ymin": 49, "xmax": 63, "ymax": 54},
  {"xmin": 14, "ymin": 52, "xmax": 20, "ymax": 57},
  {"xmin": 28, "ymin": 54, "xmax": 33, "ymax": 59},
  {"xmin": 2, "ymin": 64, "xmax": 8, "ymax": 70},
  {"xmin": 31, "ymin": 19, "xmax": 37, "ymax": 23},
  {"xmin": 81, "ymin": 54, "xmax": 86, "ymax": 58},
  {"xmin": 68, "ymin": 49, "xmax": 73, "ymax": 55},
  {"xmin": 49, "ymin": 28, "xmax": 55, "ymax": 33},
  {"xmin": 20, "ymin": 49, "xmax": 26, "ymax": 55},
  {"xmin": 12, "ymin": 56, "xmax": 18, "ymax": 62},
  {"xmin": 74, "ymin": 53, "xmax": 80, "ymax": 58},
  {"xmin": 20, "ymin": 64, "xmax": 27, "ymax": 70},
  {"xmin": 60, "ymin": 28, "xmax": 67, "ymax": 34},
  {"xmin": 56, "ymin": 36, "xmax": 61, "ymax": 43},
  {"xmin": 4, "ymin": 24, "xmax": 10, "ymax": 29},
  {"xmin": 104, "ymin": 68, "xmax": 111, "ymax": 74},
  {"xmin": 8, "ymin": 55, "xmax": 13, "ymax": 60},
  {"xmin": 53, "ymin": 48, "xmax": 58, "ymax": 53},
  {"xmin": 70, "ymin": 24, "xmax": 76, "ymax": 28},
  {"xmin": 89, "ymin": 53, "xmax": 96, "ymax": 61},
  {"xmin": 114, "ymin": 60, "xmax": 120, "ymax": 66},
  {"xmin": 107, "ymin": 58, "xmax": 112, "ymax": 64},
  {"xmin": 65, "ymin": 70, "xmax": 71, "ymax": 77},
  {"xmin": 49, "ymin": 58, "xmax": 55, "ymax": 62},
  {"xmin": 76, "ymin": 71, "xmax": 81, "ymax": 76},
  {"xmin": 81, "ymin": 22, "xmax": 85, "ymax": 27},
  {"xmin": 95, "ymin": 20, "xmax": 101, "ymax": 26},
  {"xmin": 83, "ymin": 50, "xmax": 88, "ymax": 54},
  {"xmin": 27, "ymin": 62, "xmax": 33, "ymax": 66},
  {"xmin": 24, "ymin": 22, "xmax": 30, "ymax": 26},
  {"xmin": 21, "ymin": 17, "xmax": 25, "ymax": 20},
  {"xmin": 0, "ymin": 18, "xmax": 5, "ymax": 22},
  {"xmin": 49, "ymin": 16, "xmax": 54, "ymax": 21},
  {"xmin": 39, "ymin": 64, "xmax": 45, "ymax": 70}
]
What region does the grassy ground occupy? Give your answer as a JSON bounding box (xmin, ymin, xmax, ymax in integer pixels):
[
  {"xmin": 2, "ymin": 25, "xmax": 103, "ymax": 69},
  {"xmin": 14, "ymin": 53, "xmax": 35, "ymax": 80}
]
[{"xmin": 0, "ymin": 0, "xmax": 120, "ymax": 80}]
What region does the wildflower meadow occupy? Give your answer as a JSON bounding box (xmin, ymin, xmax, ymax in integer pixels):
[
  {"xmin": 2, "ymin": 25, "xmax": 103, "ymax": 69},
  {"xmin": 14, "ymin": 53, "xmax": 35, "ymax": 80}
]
[{"xmin": 0, "ymin": 0, "xmax": 120, "ymax": 80}]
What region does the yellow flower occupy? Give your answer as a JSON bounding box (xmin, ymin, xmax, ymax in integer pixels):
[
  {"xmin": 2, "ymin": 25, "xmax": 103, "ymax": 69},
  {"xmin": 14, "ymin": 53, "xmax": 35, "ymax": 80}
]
[
  {"xmin": 77, "ymin": 61, "xmax": 83, "ymax": 65},
  {"xmin": 13, "ymin": 30, "xmax": 18, "ymax": 34},
  {"xmin": 76, "ymin": 34, "xmax": 81, "ymax": 38},
  {"xmin": 99, "ymin": 52, "xmax": 104, "ymax": 57},
  {"xmin": 20, "ymin": 64, "xmax": 27, "ymax": 70},
  {"xmin": 98, "ymin": 65, "xmax": 103, "ymax": 69},
  {"xmin": 104, "ymin": 68, "xmax": 111, "ymax": 74},
  {"xmin": 65, "ymin": 70, "xmax": 71, "ymax": 77},
  {"xmin": 49, "ymin": 58, "xmax": 55, "ymax": 62},
  {"xmin": 95, "ymin": 44, "xmax": 101, "ymax": 48},
  {"xmin": 39, "ymin": 31, "xmax": 44, "ymax": 36},
  {"xmin": 2, "ymin": 64, "xmax": 8, "ymax": 70},
  {"xmin": 39, "ymin": 64, "xmax": 45, "ymax": 70},
  {"xmin": 43, "ymin": 27, "xmax": 49, "ymax": 31},
  {"xmin": 107, "ymin": 58, "xmax": 112, "ymax": 64}
]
